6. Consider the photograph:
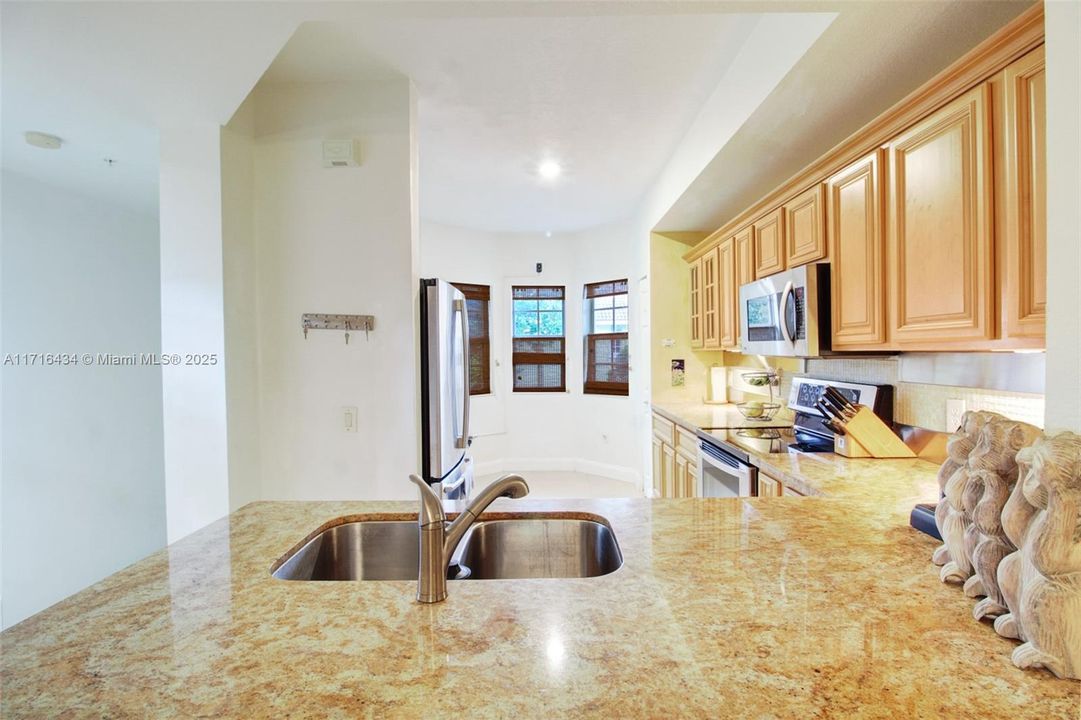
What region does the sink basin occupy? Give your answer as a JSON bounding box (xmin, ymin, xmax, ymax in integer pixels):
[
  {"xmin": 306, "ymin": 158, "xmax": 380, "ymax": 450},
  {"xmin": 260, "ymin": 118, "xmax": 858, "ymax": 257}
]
[
  {"xmin": 272, "ymin": 521, "xmax": 419, "ymax": 581},
  {"xmin": 454, "ymin": 518, "xmax": 623, "ymax": 579},
  {"xmin": 272, "ymin": 516, "xmax": 623, "ymax": 581}
]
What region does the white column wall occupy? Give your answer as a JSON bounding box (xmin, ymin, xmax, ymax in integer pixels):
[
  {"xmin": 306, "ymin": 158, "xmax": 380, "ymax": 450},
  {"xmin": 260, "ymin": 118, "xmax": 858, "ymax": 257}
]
[
  {"xmin": 159, "ymin": 126, "xmax": 230, "ymax": 542},
  {"xmin": 1043, "ymin": 0, "xmax": 1081, "ymax": 433}
]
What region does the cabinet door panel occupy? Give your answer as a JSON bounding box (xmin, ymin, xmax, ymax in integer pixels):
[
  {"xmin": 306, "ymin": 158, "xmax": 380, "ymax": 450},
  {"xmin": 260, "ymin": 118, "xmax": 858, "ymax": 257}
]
[
  {"xmin": 717, "ymin": 237, "xmax": 738, "ymax": 349},
  {"xmin": 734, "ymin": 225, "xmax": 755, "ymax": 285},
  {"xmin": 757, "ymin": 474, "xmax": 781, "ymax": 498},
  {"xmin": 702, "ymin": 249, "xmax": 721, "ymax": 348},
  {"xmin": 689, "ymin": 260, "xmax": 703, "ymax": 348},
  {"xmin": 785, "ymin": 184, "xmax": 827, "ymax": 267},
  {"xmin": 662, "ymin": 444, "xmax": 676, "ymax": 499},
  {"xmin": 1002, "ymin": 46, "xmax": 1046, "ymax": 339},
  {"xmin": 829, "ymin": 150, "xmax": 887, "ymax": 347},
  {"xmin": 888, "ymin": 84, "xmax": 993, "ymax": 343},
  {"xmin": 651, "ymin": 436, "xmax": 664, "ymax": 498},
  {"xmin": 753, "ymin": 209, "xmax": 786, "ymax": 278}
]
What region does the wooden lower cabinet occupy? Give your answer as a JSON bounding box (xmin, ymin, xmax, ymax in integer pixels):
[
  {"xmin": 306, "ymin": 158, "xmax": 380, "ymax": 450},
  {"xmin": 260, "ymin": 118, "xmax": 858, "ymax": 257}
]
[
  {"xmin": 828, "ymin": 150, "xmax": 888, "ymax": 349},
  {"xmin": 888, "ymin": 83, "xmax": 994, "ymax": 344},
  {"xmin": 661, "ymin": 443, "xmax": 676, "ymax": 498},
  {"xmin": 651, "ymin": 435, "xmax": 666, "ymax": 498},
  {"xmin": 753, "ymin": 208, "xmax": 786, "ymax": 278},
  {"xmin": 674, "ymin": 453, "xmax": 698, "ymax": 498},
  {"xmin": 757, "ymin": 472, "xmax": 783, "ymax": 498},
  {"xmin": 652, "ymin": 412, "xmax": 699, "ymax": 499}
]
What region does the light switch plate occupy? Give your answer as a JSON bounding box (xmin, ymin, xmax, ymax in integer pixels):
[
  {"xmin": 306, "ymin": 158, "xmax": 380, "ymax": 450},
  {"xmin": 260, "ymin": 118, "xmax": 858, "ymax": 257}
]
[
  {"xmin": 343, "ymin": 406, "xmax": 358, "ymax": 432},
  {"xmin": 945, "ymin": 399, "xmax": 965, "ymax": 433}
]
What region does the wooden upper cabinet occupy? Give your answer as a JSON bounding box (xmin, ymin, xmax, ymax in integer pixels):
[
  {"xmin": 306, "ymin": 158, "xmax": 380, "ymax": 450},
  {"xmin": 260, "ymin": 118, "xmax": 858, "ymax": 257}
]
[
  {"xmin": 828, "ymin": 150, "xmax": 888, "ymax": 348},
  {"xmin": 689, "ymin": 259, "xmax": 703, "ymax": 348},
  {"xmin": 784, "ymin": 184, "xmax": 828, "ymax": 267},
  {"xmin": 1001, "ymin": 46, "xmax": 1046, "ymax": 340},
  {"xmin": 717, "ymin": 237, "xmax": 738, "ymax": 349},
  {"xmin": 753, "ymin": 209, "xmax": 785, "ymax": 278},
  {"xmin": 888, "ymin": 83, "xmax": 994, "ymax": 344},
  {"xmin": 734, "ymin": 225, "xmax": 755, "ymax": 286},
  {"xmin": 702, "ymin": 248, "xmax": 721, "ymax": 348}
]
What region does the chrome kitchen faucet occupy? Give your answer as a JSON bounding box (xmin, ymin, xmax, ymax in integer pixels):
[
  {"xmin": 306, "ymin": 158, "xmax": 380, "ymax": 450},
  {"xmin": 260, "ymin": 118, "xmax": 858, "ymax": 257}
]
[{"xmin": 408, "ymin": 473, "xmax": 529, "ymax": 603}]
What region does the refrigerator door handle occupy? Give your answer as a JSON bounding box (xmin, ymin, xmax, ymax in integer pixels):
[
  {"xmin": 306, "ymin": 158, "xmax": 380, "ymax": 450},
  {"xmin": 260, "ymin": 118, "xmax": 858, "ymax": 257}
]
[{"xmin": 454, "ymin": 298, "xmax": 471, "ymax": 449}]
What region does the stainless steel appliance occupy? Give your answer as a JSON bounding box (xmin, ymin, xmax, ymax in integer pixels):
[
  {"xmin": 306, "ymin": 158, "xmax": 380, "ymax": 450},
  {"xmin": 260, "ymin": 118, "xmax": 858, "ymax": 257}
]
[
  {"xmin": 787, "ymin": 376, "xmax": 894, "ymax": 453},
  {"xmin": 419, "ymin": 279, "xmax": 473, "ymax": 500},
  {"xmin": 739, "ymin": 263, "xmax": 830, "ymax": 357},
  {"xmin": 697, "ymin": 435, "xmax": 756, "ymax": 498}
]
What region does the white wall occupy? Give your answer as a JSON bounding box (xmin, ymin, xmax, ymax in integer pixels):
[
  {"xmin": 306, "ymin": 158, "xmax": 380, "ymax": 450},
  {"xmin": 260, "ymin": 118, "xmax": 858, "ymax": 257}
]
[
  {"xmin": 1043, "ymin": 0, "xmax": 1081, "ymax": 434},
  {"xmin": 0, "ymin": 171, "xmax": 165, "ymax": 628},
  {"xmin": 221, "ymin": 106, "xmax": 262, "ymax": 510},
  {"xmin": 419, "ymin": 221, "xmax": 640, "ymax": 485},
  {"xmin": 159, "ymin": 126, "xmax": 231, "ymax": 542},
  {"xmin": 222, "ymin": 78, "xmax": 419, "ymax": 502}
]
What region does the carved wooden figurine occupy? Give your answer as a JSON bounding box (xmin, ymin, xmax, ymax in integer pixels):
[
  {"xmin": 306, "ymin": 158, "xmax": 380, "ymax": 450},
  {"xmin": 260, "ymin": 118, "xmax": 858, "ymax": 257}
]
[
  {"xmin": 966, "ymin": 420, "xmax": 1042, "ymax": 618},
  {"xmin": 994, "ymin": 443, "xmax": 1048, "ymax": 640},
  {"xmin": 937, "ymin": 411, "xmax": 1003, "ymax": 583},
  {"xmin": 1011, "ymin": 431, "xmax": 1081, "ymax": 680}
]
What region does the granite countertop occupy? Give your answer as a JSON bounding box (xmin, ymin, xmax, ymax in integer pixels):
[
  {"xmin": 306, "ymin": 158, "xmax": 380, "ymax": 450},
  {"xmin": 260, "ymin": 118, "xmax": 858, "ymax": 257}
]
[
  {"xmin": 652, "ymin": 400, "xmax": 794, "ymax": 430},
  {"xmin": 2, "ymin": 466, "xmax": 1078, "ymax": 716}
]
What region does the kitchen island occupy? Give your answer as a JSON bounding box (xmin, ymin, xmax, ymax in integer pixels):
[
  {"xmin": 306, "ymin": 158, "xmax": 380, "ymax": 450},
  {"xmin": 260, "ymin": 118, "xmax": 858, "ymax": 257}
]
[{"xmin": 2, "ymin": 463, "xmax": 1079, "ymax": 717}]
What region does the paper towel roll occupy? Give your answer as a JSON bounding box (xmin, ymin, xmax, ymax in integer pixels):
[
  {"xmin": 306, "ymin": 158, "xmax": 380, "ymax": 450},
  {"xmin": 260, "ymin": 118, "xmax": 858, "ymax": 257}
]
[{"xmin": 708, "ymin": 366, "xmax": 727, "ymax": 404}]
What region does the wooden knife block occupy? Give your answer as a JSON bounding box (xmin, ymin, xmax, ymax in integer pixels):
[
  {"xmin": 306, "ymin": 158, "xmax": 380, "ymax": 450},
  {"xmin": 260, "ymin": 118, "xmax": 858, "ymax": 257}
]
[{"xmin": 833, "ymin": 406, "xmax": 916, "ymax": 459}]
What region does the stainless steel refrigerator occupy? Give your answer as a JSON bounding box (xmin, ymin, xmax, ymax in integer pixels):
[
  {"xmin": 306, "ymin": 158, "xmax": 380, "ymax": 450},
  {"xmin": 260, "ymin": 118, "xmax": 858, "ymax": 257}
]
[{"xmin": 419, "ymin": 278, "xmax": 473, "ymax": 500}]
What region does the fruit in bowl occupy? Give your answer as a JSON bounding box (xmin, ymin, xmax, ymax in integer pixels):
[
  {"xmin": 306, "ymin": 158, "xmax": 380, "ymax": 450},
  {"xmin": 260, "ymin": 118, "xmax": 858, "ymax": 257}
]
[{"xmin": 737, "ymin": 401, "xmax": 781, "ymax": 421}]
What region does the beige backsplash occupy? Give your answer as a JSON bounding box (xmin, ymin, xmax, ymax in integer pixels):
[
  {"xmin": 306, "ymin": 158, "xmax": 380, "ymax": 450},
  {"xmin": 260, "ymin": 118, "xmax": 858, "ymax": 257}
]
[
  {"xmin": 655, "ymin": 354, "xmax": 1046, "ymax": 432},
  {"xmin": 793, "ymin": 357, "xmax": 1045, "ymax": 431}
]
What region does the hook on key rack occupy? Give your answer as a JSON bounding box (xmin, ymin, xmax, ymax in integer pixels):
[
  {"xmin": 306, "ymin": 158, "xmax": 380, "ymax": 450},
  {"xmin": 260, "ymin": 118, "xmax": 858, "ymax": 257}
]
[{"xmin": 301, "ymin": 313, "xmax": 375, "ymax": 344}]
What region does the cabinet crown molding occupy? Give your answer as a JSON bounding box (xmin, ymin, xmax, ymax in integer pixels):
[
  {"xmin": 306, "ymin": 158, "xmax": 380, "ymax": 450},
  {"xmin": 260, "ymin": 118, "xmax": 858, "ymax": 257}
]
[{"xmin": 680, "ymin": 3, "xmax": 1044, "ymax": 264}]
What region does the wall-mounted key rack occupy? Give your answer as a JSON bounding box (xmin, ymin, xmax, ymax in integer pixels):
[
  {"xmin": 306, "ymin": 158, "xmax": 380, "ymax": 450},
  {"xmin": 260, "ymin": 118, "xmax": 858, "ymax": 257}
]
[{"xmin": 301, "ymin": 313, "xmax": 375, "ymax": 344}]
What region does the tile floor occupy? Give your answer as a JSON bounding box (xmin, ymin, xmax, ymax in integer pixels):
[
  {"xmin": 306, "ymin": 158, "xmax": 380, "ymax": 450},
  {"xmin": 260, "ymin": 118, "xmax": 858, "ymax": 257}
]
[{"xmin": 473, "ymin": 471, "xmax": 641, "ymax": 499}]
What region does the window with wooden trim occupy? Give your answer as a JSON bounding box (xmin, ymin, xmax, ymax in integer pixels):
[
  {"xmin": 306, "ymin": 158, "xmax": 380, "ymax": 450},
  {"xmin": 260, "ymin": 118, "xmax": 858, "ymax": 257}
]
[
  {"xmin": 451, "ymin": 282, "xmax": 491, "ymax": 395},
  {"xmin": 584, "ymin": 279, "xmax": 629, "ymax": 396},
  {"xmin": 511, "ymin": 285, "xmax": 565, "ymax": 392}
]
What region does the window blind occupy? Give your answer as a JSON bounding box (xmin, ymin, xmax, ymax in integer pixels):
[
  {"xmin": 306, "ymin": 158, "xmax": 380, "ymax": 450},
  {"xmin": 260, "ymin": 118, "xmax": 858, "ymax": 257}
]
[
  {"xmin": 451, "ymin": 282, "xmax": 491, "ymax": 395},
  {"xmin": 583, "ymin": 280, "xmax": 629, "ymax": 396}
]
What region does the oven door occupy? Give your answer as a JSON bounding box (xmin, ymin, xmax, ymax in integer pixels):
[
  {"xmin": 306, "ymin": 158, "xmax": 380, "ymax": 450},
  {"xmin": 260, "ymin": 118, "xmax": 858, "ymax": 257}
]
[
  {"xmin": 739, "ymin": 264, "xmax": 819, "ymax": 357},
  {"xmin": 698, "ymin": 442, "xmax": 756, "ymax": 498}
]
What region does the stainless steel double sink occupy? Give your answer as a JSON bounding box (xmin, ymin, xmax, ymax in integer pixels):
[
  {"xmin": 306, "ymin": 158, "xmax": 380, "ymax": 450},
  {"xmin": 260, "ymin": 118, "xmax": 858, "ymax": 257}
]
[{"xmin": 272, "ymin": 516, "xmax": 623, "ymax": 582}]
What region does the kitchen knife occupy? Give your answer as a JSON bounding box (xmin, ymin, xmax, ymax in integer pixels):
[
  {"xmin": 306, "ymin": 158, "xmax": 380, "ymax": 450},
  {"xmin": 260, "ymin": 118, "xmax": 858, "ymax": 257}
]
[
  {"xmin": 816, "ymin": 398, "xmax": 846, "ymax": 425},
  {"xmin": 824, "ymin": 387, "xmax": 858, "ymax": 418},
  {"xmin": 820, "ymin": 392, "xmax": 853, "ymax": 421},
  {"xmin": 815, "ymin": 399, "xmax": 848, "ymax": 436}
]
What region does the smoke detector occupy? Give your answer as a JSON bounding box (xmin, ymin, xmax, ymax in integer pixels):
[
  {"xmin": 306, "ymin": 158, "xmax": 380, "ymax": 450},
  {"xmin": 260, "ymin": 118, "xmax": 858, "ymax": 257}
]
[{"xmin": 25, "ymin": 131, "xmax": 63, "ymax": 150}]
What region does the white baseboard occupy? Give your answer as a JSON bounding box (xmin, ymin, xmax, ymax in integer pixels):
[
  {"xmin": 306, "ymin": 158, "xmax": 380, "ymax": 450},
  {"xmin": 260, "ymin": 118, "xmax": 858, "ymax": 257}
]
[{"xmin": 473, "ymin": 457, "xmax": 641, "ymax": 487}]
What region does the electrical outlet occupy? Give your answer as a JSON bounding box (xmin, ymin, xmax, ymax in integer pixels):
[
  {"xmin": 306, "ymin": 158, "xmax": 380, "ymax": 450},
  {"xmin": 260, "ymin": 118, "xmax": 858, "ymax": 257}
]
[
  {"xmin": 945, "ymin": 399, "xmax": 966, "ymax": 432},
  {"xmin": 343, "ymin": 406, "xmax": 358, "ymax": 433}
]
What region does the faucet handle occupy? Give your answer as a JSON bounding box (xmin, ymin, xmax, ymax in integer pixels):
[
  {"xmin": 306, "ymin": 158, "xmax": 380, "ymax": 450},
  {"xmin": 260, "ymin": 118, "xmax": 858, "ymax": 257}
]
[{"xmin": 409, "ymin": 474, "xmax": 445, "ymax": 528}]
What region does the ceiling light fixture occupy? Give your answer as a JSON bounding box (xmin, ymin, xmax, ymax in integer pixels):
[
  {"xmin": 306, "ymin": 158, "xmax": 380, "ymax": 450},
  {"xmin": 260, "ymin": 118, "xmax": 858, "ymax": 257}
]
[
  {"xmin": 25, "ymin": 131, "xmax": 63, "ymax": 150},
  {"xmin": 537, "ymin": 160, "xmax": 561, "ymax": 180}
]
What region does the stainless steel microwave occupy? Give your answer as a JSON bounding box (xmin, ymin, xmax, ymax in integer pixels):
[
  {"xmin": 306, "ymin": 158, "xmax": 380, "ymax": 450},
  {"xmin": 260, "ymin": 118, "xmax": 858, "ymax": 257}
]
[{"xmin": 738, "ymin": 263, "xmax": 830, "ymax": 357}]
